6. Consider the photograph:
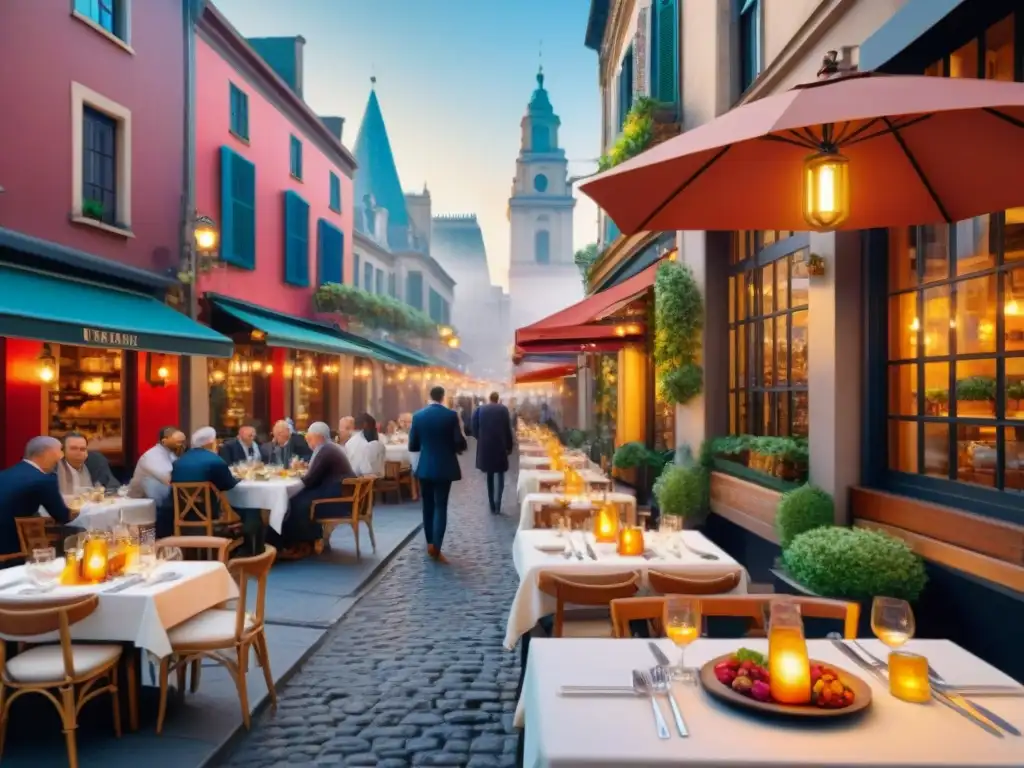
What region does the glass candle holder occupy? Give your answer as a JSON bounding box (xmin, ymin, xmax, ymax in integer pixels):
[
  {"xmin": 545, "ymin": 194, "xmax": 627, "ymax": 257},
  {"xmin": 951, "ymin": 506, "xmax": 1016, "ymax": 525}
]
[
  {"xmin": 888, "ymin": 651, "xmax": 931, "ymax": 703},
  {"xmin": 768, "ymin": 601, "xmax": 812, "ymax": 705},
  {"xmin": 82, "ymin": 537, "xmax": 109, "ymax": 583},
  {"xmin": 593, "ymin": 504, "xmax": 619, "ymax": 543},
  {"xmin": 617, "ymin": 526, "xmax": 645, "ymax": 556}
]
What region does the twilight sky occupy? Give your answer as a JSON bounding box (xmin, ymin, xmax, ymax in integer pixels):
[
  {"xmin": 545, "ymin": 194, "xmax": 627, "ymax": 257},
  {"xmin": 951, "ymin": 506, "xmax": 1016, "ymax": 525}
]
[{"xmin": 213, "ymin": 0, "xmax": 602, "ymax": 290}]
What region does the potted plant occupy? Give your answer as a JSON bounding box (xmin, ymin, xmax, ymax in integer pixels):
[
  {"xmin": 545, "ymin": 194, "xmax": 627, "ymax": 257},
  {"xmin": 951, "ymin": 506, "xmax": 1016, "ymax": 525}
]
[
  {"xmin": 82, "ymin": 198, "xmax": 106, "ymax": 222},
  {"xmin": 775, "ymin": 485, "xmax": 833, "ymax": 549},
  {"xmin": 775, "ymin": 526, "xmax": 928, "ymax": 636},
  {"xmin": 612, "ymin": 441, "xmax": 669, "ymax": 505},
  {"xmin": 955, "ymin": 375, "xmax": 997, "ymax": 416},
  {"xmin": 711, "ymin": 434, "xmax": 750, "ymax": 467},
  {"xmin": 924, "ymin": 387, "xmax": 949, "ymax": 416},
  {"xmin": 654, "ymin": 462, "xmax": 707, "ymax": 528},
  {"xmin": 1007, "ymin": 380, "xmax": 1024, "ymax": 414}
]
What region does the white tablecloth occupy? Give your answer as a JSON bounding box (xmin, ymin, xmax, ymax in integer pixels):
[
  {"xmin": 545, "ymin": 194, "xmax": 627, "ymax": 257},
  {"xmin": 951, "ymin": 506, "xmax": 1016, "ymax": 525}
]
[
  {"xmin": 518, "ymin": 492, "xmax": 638, "ymax": 532},
  {"xmin": 521, "ymin": 637, "xmax": 1024, "ymax": 767},
  {"xmin": 227, "ymin": 478, "xmax": 303, "ymax": 533},
  {"xmin": 385, "ymin": 444, "xmax": 410, "ymax": 464},
  {"xmin": 0, "ymin": 561, "xmax": 238, "ymax": 658},
  {"xmin": 518, "ymin": 442, "xmax": 547, "ymax": 457},
  {"xmin": 517, "ymin": 469, "xmax": 613, "ymax": 501},
  {"xmin": 505, "ymin": 530, "xmax": 746, "ymax": 649},
  {"xmin": 68, "ymin": 498, "xmax": 156, "ymax": 530},
  {"xmin": 520, "ymin": 454, "xmax": 588, "ymax": 470}
]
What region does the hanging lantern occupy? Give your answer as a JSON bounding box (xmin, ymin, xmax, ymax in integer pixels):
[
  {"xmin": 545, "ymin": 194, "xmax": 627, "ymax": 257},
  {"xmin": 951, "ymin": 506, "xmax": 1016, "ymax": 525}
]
[
  {"xmin": 37, "ymin": 344, "xmax": 57, "ymax": 383},
  {"xmin": 802, "ymin": 150, "xmax": 850, "ymax": 230}
]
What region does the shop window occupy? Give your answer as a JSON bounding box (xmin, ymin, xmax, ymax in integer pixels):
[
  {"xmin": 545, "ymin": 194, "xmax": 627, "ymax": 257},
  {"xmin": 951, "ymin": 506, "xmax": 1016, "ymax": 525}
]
[
  {"xmin": 287, "ymin": 352, "xmax": 325, "ymax": 432},
  {"xmin": 208, "ymin": 346, "xmax": 272, "ymax": 440},
  {"xmin": 50, "ymin": 346, "xmax": 124, "ymax": 467},
  {"xmin": 727, "ymin": 231, "xmax": 808, "ymax": 437}
]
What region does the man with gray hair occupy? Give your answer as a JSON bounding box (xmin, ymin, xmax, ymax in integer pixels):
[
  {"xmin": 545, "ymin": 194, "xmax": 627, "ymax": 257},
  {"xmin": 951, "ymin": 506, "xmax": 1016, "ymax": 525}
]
[
  {"xmin": 0, "ymin": 436, "xmax": 72, "ymax": 558},
  {"xmin": 274, "ymin": 421, "xmax": 355, "ymax": 557},
  {"xmin": 163, "ymin": 426, "xmax": 241, "ymax": 539},
  {"xmin": 260, "ymin": 419, "xmax": 312, "ymax": 466}
]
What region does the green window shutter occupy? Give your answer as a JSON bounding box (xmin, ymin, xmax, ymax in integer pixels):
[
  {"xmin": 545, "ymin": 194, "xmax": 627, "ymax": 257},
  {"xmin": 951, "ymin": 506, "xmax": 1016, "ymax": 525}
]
[
  {"xmin": 654, "ymin": 0, "xmax": 678, "ymax": 103},
  {"xmin": 220, "ymin": 146, "xmax": 256, "ymax": 269},
  {"xmin": 317, "ymin": 218, "xmax": 343, "ymax": 285},
  {"xmin": 283, "ymin": 191, "xmax": 310, "ymax": 286}
]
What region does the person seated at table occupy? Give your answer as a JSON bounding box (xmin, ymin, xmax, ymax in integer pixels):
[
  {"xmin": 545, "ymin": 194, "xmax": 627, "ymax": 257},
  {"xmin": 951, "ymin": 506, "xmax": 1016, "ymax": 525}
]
[
  {"xmin": 219, "ymin": 423, "xmax": 261, "ymax": 465},
  {"xmin": 397, "ymin": 412, "xmax": 413, "ymax": 433},
  {"xmin": 0, "ymin": 436, "xmax": 72, "ymax": 558},
  {"xmin": 276, "ymin": 422, "xmax": 356, "ymax": 558},
  {"xmin": 336, "ymin": 416, "xmax": 355, "ymax": 447},
  {"xmin": 260, "ymin": 419, "xmax": 312, "ymax": 466},
  {"xmin": 57, "ymin": 431, "xmax": 120, "ymax": 495},
  {"xmin": 163, "ymin": 426, "xmax": 241, "ymax": 538},
  {"xmin": 385, "ymin": 420, "xmax": 399, "ymax": 438},
  {"xmin": 129, "ymin": 426, "xmax": 186, "ymax": 509},
  {"xmin": 345, "ymin": 413, "xmax": 386, "ymax": 477}
]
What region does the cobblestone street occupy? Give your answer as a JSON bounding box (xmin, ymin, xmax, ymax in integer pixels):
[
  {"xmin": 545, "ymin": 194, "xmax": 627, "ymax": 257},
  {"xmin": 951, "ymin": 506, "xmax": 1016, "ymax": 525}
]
[{"xmin": 220, "ymin": 448, "xmax": 522, "ymax": 767}]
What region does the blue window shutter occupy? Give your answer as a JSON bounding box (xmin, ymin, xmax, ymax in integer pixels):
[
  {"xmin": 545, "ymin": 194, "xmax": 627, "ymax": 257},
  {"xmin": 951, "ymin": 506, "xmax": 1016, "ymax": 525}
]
[
  {"xmin": 329, "ymin": 172, "xmax": 341, "ymax": 212},
  {"xmin": 653, "ymin": 0, "xmax": 678, "ymax": 103},
  {"xmin": 220, "ymin": 146, "xmax": 256, "ymax": 269},
  {"xmin": 339, "ymin": 231, "xmax": 345, "ymax": 284},
  {"xmin": 317, "ymin": 219, "xmax": 342, "ymax": 285},
  {"xmin": 283, "ymin": 191, "xmax": 310, "ymax": 286},
  {"xmin": 354, "ymin": 253, "xmax": 360, "ymax": 287}
]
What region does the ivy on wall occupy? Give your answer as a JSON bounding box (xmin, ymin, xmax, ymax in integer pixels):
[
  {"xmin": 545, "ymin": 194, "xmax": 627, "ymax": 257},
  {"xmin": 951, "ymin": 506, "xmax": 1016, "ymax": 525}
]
[
  {"xmin": 598, "ymin": 98, "xmax": 659, "ymax": 171},
  {"xmin": 654, "ymin": 260, "xmax": 704, "ymax": 404},
  {"xmin": 314, "ymin": 282, "xmax": 454, "ymax": 339},
  {"xmin": 573, "ymin": 243, "xmax": 600, "ymax": 285}
]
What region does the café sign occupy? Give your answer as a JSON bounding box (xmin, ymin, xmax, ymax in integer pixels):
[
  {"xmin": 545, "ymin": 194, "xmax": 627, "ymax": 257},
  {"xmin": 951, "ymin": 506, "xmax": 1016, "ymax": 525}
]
[{"xmin": 82, "ymin": 327, "xmax": 140, "ymax": 348}]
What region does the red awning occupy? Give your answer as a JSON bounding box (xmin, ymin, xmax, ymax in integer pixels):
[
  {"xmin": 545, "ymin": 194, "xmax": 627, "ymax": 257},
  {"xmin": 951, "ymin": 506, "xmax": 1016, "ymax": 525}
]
[
  {"xmin": 514, "ymin": 258, "xmax": 662, "ymax": 347},
  {"xmin": 514, "ymin": 364, "xmax": 578, "ymax": 385}
]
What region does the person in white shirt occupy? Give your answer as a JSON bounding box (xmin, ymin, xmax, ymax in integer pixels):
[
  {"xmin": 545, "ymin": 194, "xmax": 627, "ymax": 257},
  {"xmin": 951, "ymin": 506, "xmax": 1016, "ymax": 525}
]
[
  {"xmin": 129, "ymin": 426, "xmax": 185, "ymax": 506},
  {"xmin": 345, "ymin": 414, "xmax": 386, "ymax": 477},
  {"xmin": 337, "ymin": 416, "xmax": 355, "ymax": 447}
]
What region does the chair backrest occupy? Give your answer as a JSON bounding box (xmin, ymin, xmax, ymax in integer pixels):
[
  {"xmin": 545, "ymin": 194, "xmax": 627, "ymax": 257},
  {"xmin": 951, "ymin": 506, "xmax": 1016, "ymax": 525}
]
[
  {"xmin": 533, "ymin": 505, "xmax": 594, "ymax": 529},
  {"xmin": 16, "ymin": 517, "xmax": 61, "ymax": 555},
  {"xmin": 156, "ymin": 535, "xmax": 231, "ymax": 563},
  {"xmin": 648, "ymin": 569, "xmax": 743, "ymax": 596},
  {"xmin": 610, "ymin": 596, "xmax": 665, "ymax": 638},
  {"xmin": 172, "ymin": 482, "xmax": 222, "ymax": 535},
  {"xmin": 228, "ymin": 545, "xmax": 277, "ymax": 637},
  {"xmin": 0, "ymin": 595, "xmax": 99, "ymax": 680},
  {"xmin": 357, "ymin": 477, "xmax": 375, "ymax": 519},
  {"xmin": 383, "ymin": 461, "xmax": 403, "ymax": 480},
  {"xmin": 537, "ymin": 570, "xmax": 640, "ymax": 637}
]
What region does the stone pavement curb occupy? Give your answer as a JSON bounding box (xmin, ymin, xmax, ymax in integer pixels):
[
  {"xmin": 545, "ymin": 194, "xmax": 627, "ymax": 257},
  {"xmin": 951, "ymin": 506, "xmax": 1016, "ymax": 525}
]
[{"xmin": 197, "ymin": 520, "xmax": 424, "ymax": 767}]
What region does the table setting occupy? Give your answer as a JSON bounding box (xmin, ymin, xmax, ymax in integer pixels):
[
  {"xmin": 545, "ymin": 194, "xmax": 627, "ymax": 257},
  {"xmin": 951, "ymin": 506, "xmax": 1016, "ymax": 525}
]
[
  {"xmin": 518, "ymin": 490, "xmax": 639, "ymax": 532},
  {"xmin": 505, "ymin": 523, "xmax": 746, "ymax": 649},
  {"xmin": 519, "ymin": 597, "xmax": 1024, "ymax": 767},
  {"xmin": 227, "ymin": 461, "xmax": 305, "ymax": 533},
  {"xmin": 520, "ymin": 453, "xmax": 589, "ymax": 470},
  {"xmin": 517, "ymin": 467, "xmax": 612, "ymax": 500}
]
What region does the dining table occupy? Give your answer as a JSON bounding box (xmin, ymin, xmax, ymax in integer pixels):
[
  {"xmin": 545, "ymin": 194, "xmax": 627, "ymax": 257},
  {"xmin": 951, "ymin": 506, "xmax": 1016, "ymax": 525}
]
[
  {"xmin": 226, "ymin": 477, "xmax": 304, "ymax": 533},
  {"xmin": 517, "ymin": 492, "xmax": 638, "ymax": 531},
  {"xmin": 516, "ymin": 468, "xmax": 613, "ymax": 500},
  {"xmin": 66, "ymin": 497, "xmax": 157, "ymax": 530},
  {"xmin": 385, "ymin": 443, "xmax": 411, "ymax": 464},
  {"xmin": 520, "ymin": 454, "xmax": 589, "ymax": 470},
  {"xmin": 519, "ymin": 637, "xmax": 1024, "ymax": 767},
  {"xmin": 505, "ymin": 529, "xmax": 746, "ymax": 649}
]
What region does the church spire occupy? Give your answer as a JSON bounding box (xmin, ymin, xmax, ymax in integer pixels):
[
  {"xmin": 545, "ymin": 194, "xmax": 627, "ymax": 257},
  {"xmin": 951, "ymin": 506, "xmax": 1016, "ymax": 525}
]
[{"xmin": 353, "ymin": 82, "xmax": 410, "ymax": 248}]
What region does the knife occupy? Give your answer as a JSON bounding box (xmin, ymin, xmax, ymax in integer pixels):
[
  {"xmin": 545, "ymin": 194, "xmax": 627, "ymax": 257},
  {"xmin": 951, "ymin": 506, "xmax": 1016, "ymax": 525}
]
[
  {"xmin": 585, "ymin": 539, "xmax": 598, "ymax": 561},
  {"xmin": 850, "ymin": 640, "xmax": 1020, "ymax": 737},
  {"xmin": 829, "ymin": 638, "xmax": 1003, "ymax": 738},
  {"xmin": 648, "ymin": 642, "xmax": 689, "ymax": 737}
]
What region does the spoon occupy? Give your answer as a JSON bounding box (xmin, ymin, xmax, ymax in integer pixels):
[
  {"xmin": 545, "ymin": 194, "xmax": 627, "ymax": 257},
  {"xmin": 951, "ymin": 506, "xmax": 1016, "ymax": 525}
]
[{"xmin": 632, "ymin": 670, "xmax": 671, "ymax": 739}]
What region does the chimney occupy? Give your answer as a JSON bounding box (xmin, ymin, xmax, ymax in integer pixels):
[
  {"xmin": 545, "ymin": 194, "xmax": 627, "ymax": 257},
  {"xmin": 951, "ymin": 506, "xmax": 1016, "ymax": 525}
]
[
  {"xmin": 247, "ymin": 36, "xmax": 306, "ymax": 98},
  {"xmin": 320, "ymin": 116, "xmax": 345, "ymax": 142}
]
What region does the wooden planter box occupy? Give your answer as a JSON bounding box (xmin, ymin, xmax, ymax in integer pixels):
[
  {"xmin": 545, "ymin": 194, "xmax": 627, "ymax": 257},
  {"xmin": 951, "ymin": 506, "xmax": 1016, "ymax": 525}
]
[{"xmin": 709, "ymin": 471, "xmax": 783, "ymax": 544}]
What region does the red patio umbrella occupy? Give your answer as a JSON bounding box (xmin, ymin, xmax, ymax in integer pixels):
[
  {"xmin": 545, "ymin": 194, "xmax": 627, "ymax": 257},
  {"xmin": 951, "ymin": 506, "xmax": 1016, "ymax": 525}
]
[{"xmin": 581, "ymin": 63, "xmax": 1024, "ymax": 234}]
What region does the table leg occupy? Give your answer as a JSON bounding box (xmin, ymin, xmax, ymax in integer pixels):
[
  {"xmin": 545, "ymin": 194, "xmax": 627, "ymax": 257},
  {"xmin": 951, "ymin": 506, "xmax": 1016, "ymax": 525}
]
[{"xmin": 125, "ymin": 646, "xmax": 140, "ymax": 732}]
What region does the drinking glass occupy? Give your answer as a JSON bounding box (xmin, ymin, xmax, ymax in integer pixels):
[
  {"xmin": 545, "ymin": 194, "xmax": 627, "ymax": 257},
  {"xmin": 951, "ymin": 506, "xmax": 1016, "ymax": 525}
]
[
  {"xmin": 117, "ymin": 485, "xmax": 130, "ymax": 498},
  {"xmin": 135, "ymin": 540, "xmax": 158, "ymax": 579},
  {"xmin": 663, "ymin": 596, "xmax": 701, "ymax": 682},
  {"xmin": 27, "ymin": 547, "xmax": 60, "ymax": 591},
  {"xmin": 871, "ymin": 597, "xmax": 915, "ymax": 649}
]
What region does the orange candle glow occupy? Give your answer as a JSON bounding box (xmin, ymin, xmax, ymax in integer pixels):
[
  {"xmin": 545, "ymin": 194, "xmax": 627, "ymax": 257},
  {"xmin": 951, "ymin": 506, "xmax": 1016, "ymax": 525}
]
[
  {"xmin": 768, "ymin": 602, "xmax": 811, "ymax": 705},
  {"xmin": 888, "ymin": 651, "xmax": 931, "ymax": 703},
  {"xmin": 82, "ymin": 538, "xmax": 109, "ymax": 583},
  {"xmin": 617, "ymin": 526, "xmax": 645, "ymax": 556},
  {"xmin": 593, "ymin": 504, "xmax": 619, "ymax": 543}
]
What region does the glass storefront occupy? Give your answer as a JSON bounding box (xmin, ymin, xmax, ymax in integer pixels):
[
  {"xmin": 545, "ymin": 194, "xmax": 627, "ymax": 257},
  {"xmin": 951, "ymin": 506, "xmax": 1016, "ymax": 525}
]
[
  {"xmin": 208, "ymin": 345, "xmax": 273, "ymax": 439},
  {"xmin": 727, "ymin": 231, "xmax": 809, "ymax": 437},
  {"xmin": 48, "ymin": 345, "xmax": 124, "ymax": 465},
  {"xmin": 886, "ymin": 12, "xmax": 1024, "ymax": 494}
]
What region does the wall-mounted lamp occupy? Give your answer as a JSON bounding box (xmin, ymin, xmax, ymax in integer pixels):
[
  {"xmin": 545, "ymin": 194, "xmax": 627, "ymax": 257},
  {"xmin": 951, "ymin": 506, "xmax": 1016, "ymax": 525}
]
[
  {"xmin": 37, "ymin": 344, "xmax": 57, "ymax": 383},
  {"xmin": 250, "ymin": 330, "xmax": 266, "ymax": 342},
  {"xmin": 145, "ymin": 354, "xmax": 173, "ymax": 387},
  {"xmin": 194, "ymin": 214, "xmax": 219, "ymax": 253},
  {"xmin": 438, "ymin": 326, "xmax": 453, "ymax": 339},
  {"xmin": 446, "ymin": 336, "xmax": 461, "ymax": 349},
  {"xmin": 263, "ymin": 363, "xmax": 274, "ymax": 376}
]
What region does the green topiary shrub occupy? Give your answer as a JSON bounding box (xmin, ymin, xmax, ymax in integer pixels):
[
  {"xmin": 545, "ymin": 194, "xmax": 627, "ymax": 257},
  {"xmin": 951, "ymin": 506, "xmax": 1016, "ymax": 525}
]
[
  {"xmin": 612, "ymin": 441, "xmax": 666, "ymax": 470},
  {"xmin": 775, "ymin": 485, "xmax": 834, "ymax": 549},
  {"xmin": 783, "ymin": 527, "xmax": 927, "ymax": 603},
  {"xmin": 655, "ymin": 463, "xmax": 706, "ymax": 520}
]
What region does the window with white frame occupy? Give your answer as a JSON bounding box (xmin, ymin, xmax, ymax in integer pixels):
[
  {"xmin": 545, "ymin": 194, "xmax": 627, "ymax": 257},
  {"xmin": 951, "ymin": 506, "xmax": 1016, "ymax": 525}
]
[
  {"xmin": 72, "ymin": 82, "xmax": 132, "ymax": 232},
  {"xmin": 73, "ymin": 0, "xmax": 131, "ymax": 47}
]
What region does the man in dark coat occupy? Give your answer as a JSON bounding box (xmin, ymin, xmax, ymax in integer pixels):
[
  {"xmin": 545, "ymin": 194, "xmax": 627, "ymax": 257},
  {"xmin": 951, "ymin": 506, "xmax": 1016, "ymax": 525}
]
[
  {"xmin": 219, "ymin": 423, "xmax": 261, "ymax": 464},
  {"xmin": 0, "ymin": 436, "xmax": 72, "ymax": 559},
  {"xmin": 165, "ymin": 426, "xmax": 241, "ymax": 539},
  {"xmin": 409, "ymin": 386, "xmax": 467, "ymax": 561},
  {"xmin": 260, "ymin": 420, "xmax": 313, "ymax": 465},
  {"xmin": 472, "ymin": 392, "xmax": 514, "ymax": 514}
]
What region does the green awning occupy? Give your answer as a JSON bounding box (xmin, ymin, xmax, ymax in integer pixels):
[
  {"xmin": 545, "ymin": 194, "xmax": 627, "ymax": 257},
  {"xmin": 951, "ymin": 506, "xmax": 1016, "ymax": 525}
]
[
  {"xmin": 210, "ymin": 299, "xmax": 371, "ymax": 357},
  {"xmin": 0, "ymin": 264, "xmax": 233, "ymax": 357}
]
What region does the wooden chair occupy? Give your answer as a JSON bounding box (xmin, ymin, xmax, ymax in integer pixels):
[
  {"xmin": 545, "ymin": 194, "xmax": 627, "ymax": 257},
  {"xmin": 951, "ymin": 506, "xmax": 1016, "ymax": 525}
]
[
  {"xmin": 537, "ymin": 571, "xmax": 641, "ymax": 637},
  {"xmin": 374, "ymin": 461, "xmax": 404, "ymax": 503},
  {"xmin": 0, "ymin": 595, "xmax": 122, "ymax": 767},
  {"xmin": 155, "ymin": 535, "xmax": 232, "ymax": 564},
  {"xmin": 396, "ymin": 463, "xmax": 418, "ymax": 501},
  {"xmin": 611, "ymin": 596, "xmax": 665, "ymax": 638},
  {"xmin": 607, "ymin": 595, "xmax": 859, "ymax": 640},
  {"xmin": 156, "ymin": 546, "xmax": 277, "ymax": 734},
  {"xmin": 648, "ymin": 569, "xmax": 743, "ymax": 595},
  {"xmin": 170, "ymin": 482, "xmax": 244, "ymax": 555},
  {"xmin": 532, "ymin": 505, "xmax": 595, "ymax": 529},
  {"xmin": 15, "ymin": 517, "xmax": 63, "ymax": 555},
  {"xmin": 311, "ymin": 477, "xmax": 376, "ymax": 558}
]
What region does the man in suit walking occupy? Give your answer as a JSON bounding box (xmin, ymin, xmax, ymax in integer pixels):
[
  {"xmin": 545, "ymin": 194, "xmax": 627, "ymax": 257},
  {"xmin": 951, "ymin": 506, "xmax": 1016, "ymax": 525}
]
[
  {"xmin": 0, "ymin": 436, "xmax": 72, "ymax": 558},
  {"xmin": 408, "ymin": 385, "xmax": 466, "ymax": 562},
  {"xmin": 472, "ymin": 392, "xmax": 514, "ymax": 514}
]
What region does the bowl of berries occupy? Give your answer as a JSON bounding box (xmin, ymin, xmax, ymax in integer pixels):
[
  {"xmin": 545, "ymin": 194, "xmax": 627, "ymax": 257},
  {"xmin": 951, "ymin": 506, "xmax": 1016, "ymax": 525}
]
[{"xmin": 699, "ymin": 648, "xmax": 872, "ymax": 718}]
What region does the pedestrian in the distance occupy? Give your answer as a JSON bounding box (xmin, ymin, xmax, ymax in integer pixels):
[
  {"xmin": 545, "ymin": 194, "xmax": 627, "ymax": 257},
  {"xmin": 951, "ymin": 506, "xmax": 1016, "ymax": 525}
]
[
  {"xmin": 471, "ymin": 392, "xmax": 514, "ymax": 514},
  {"xmin": 408, "ymin": 385, "xmax": 467, "ymax": 562}
]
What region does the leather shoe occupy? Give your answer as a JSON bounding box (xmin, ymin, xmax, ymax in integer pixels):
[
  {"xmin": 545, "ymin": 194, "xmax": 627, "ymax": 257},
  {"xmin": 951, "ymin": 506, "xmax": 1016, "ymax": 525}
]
[{"xmin": 427, "ymin": 544, "xmax": 438, "ymax": 559}]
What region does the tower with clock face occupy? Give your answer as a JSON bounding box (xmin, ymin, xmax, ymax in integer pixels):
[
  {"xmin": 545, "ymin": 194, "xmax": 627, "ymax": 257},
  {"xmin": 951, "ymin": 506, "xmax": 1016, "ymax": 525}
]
[{"xmin": 506, "ymin": 68, "xmax": 581, "ymax": 358}]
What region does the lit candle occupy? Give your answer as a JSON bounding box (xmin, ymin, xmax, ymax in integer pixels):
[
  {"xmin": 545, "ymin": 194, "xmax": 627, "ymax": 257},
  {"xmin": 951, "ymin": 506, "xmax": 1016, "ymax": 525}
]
[
  {"xmin": 82, "ymin": 538, "xmax": 109, "ymax": 583},
  {"xmin": 593, "ymin": 504, "xmax": 619, "ymax": 543},
  {"xmin": 617, "ymin": 526, "xmax": 645, "ymax": 556},
  {"xmin": 768, "ymin": 602, "xmax": 811, "ymax": 705},
  {"xmin": 888, "ymin": 651, "xmax": 931, "ymax": 703}
]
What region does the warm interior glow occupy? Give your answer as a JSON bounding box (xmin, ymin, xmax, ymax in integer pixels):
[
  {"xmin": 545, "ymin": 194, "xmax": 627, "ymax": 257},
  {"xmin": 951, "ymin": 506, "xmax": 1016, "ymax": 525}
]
[
  {"xmin": 156, "ymin": 366, "xmax": 169, "ymax": 379},
  {"xmin": 38, "ymin": 364, "xmax": 55, "ymax": 383},
  {"xmin": 81, "ymin": 377, "xmax": 104, "ymax": 396},
  {"xmin": 447, "ymin": 337, "xmax": 461, "ymax": 349},
  {"xmin": 802, "ymin": 151, "xmax": 850, "ymax": 230}
]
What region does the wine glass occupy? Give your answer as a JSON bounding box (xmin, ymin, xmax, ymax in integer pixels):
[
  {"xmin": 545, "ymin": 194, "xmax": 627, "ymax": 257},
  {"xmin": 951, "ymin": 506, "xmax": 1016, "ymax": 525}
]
[
  {"xmin": 663, "ymin": 596, "xmax": 701, "ymax": 682},
  {"xmin": 871, "ymin": 596, "xmax": 915, "ymax": 649},
  {"xmin": 26, "ymin": 548, "xmax": 60, "ymax": 592}
]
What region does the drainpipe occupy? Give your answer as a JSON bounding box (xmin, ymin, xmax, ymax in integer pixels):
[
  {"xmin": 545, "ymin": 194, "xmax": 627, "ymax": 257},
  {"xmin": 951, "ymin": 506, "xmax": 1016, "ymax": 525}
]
[{"xmin": 179, "ymin": 0, "xmax": 201, "ymax": 431}]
